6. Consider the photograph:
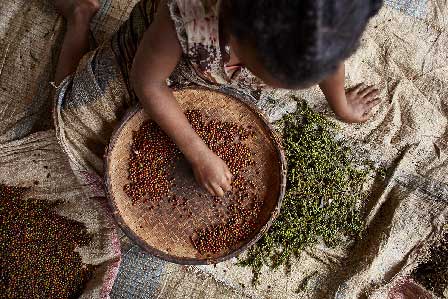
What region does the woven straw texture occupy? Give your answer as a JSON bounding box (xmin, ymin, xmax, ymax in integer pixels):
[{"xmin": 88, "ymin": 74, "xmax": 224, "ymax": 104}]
[{"xmin": 106, "ymin": 88, "xmax": 286, "ymax": 264}]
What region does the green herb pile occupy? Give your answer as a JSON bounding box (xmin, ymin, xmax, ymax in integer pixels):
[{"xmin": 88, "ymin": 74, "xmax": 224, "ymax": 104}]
[{"xmin": 239, "ymin": 101, "xmax": 373, "ymax": 284}]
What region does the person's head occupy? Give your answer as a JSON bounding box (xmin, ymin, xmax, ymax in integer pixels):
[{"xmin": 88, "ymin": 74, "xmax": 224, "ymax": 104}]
[{"xmin": 220, "ymin": 0, "xmax": 383, "ymax": 89}]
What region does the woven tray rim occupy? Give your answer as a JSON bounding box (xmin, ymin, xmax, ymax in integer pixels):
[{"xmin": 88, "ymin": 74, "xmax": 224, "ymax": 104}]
[{"xmin": 104, "ymin": 86, "xmax": 287, "ymax": 265}]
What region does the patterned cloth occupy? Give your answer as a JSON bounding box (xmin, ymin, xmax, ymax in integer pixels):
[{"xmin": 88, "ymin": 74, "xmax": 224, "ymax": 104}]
[{"xmin": 168, "ymin": 0, "xmax": 265, "ymax": 90}]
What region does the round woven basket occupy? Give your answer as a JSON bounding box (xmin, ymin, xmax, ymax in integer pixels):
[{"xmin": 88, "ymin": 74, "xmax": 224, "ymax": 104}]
[{"xmin": 105, "ymin": 87, "xmax": 286, "ymax": 264}]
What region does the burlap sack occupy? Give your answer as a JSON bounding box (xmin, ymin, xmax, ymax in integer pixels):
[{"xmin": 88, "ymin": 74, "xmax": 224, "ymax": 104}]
[
  {"xmin": 1, "ymin": 0, "xmax": 447, "ymax": 298},
  {"xmin": 0, "ymin": 1, "xmax": 61, "ymax": 142}
]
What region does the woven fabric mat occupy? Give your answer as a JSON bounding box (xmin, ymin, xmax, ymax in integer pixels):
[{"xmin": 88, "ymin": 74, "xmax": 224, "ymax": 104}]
[{"xmin": 110, "ymin": 246, "xmax": 165, "ymax": 299}]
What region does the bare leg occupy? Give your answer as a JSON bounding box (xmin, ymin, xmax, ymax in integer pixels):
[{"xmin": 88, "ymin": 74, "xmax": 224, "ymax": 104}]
[{"xmin": 54, "ymin": 0, "xmax": 100, "ymax": 85}]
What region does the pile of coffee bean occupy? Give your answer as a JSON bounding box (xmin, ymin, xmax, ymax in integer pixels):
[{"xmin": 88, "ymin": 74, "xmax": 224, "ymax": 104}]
[
  {"xmin": 186, "ymin": 110, "xmax": 255, "ymax": 175},
  {"xmin": 192, "ymin": 198, "xmax": 262, "ymax": 254},
  {"xmin": 124, "ymin": 110, "xmax": 262, "ymax": 254},
  {"xmin": 124, "ymin": 120, "xmax": 180, "ymax": 203},
  {"xmin": 124, "ymin": 110, "xmax": 255, "ymax": 202},
  {"xmin": 0, "ymin": 184, "xmax": 95, "ymax": 298}
]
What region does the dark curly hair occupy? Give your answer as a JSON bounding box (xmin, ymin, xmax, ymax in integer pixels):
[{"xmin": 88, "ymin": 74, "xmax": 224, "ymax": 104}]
[{"xmin": 222, "ymin": 0, "xmax": 383, "ymax": 88}]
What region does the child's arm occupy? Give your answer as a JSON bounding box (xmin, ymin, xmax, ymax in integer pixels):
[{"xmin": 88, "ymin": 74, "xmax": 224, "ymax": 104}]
[
  {"xmin": 130, "ymin": 0, "xmax": 232, "ymax": 197},
  {"xmin": 319, "ymin": 63, "xmax": 380, "ymax": 123}
]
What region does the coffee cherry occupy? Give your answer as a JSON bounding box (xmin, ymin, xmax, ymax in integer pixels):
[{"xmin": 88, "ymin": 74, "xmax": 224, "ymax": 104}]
[{"xmin": 124, "ymin": 110, "xmax": 263, "ymax": 255}]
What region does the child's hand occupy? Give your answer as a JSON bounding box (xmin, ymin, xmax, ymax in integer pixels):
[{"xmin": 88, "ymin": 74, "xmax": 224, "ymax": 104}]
[
  {"xmin": 319, "ymin": 63, "xmax": 381, "ymax": 123},
  {"xmin": 342, "ymin": 83, "xmax": 381, "ymax": 123},
  {"xmin": 191, "ymin": 149, "xmax": 233, "ymax": 197}
]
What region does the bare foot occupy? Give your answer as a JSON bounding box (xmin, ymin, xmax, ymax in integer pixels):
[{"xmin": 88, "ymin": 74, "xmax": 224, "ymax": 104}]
[{"xmin": 54, "ymin": 0, "xmax": 100, "ymax": 24}]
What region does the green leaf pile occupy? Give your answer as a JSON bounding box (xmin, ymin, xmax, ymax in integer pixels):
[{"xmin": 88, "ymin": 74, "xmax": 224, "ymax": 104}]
[{"xmin": 239, "ymin": 101, "xmax": 373, "ymax": 284}]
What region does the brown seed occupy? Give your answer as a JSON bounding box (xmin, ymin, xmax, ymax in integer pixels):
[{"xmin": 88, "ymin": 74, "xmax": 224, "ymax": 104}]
[{"xmin": 124, "ymin": 110, "xmax": 261, "ymax": 255}]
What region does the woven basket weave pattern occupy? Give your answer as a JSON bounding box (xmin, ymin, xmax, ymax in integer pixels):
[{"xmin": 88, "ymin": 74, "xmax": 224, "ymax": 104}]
[{"xmin": 105, "ymin": 88, "xmax": 286, "ymax": 264}]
